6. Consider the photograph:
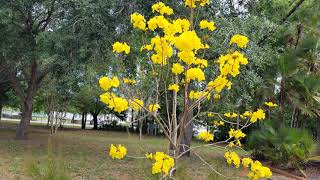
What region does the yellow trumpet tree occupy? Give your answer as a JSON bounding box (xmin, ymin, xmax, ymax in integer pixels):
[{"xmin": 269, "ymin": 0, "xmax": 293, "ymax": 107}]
[{"xmin": 99, "ymin": 1, "xmax": 274, "ymax": 179}]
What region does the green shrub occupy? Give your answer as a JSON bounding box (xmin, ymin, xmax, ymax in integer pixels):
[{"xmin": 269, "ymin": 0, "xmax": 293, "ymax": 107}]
[{"xmin": 247, "ymin": 122, "xmax": 316, "ymax": 168}]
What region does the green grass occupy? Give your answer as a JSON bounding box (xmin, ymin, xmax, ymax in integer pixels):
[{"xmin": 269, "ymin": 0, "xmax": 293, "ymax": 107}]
[{"xmin": 0, "ymin": 122, "xmax": 248, "ymax": 179}]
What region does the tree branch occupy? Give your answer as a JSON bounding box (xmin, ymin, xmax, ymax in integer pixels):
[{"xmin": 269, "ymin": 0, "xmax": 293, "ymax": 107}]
[{"xmin": 257, "ymin": 0, "xmax": 306, "ymax": 46}]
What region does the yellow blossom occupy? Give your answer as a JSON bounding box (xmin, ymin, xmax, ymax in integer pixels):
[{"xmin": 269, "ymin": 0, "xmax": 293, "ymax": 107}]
[
  {"xmin": 197, "ymin": 132, "xmax": 214, "ymax": 142},
  {"xmin": 199, "ymin": 20, "xmax": 216, "ymax": 31},
  {"xmin": 229, "ymin": 128, "xmax": 246, "ymax": 140},
  {"xmin": 265, "ymin": 101, "xmax": 278, "ymax": 107},
  {"xmin": 109, "ymin": 144, "xmax": 127, "ymax": 159},
  {"xmin": 248, "ymin": 161, "xmax": 272, "ymax": 180},
  {"xmin": 107, "ymin": 96, "xmax": 129, "ymax": 113},
  {"xmin": 229, "ymin": 34, "xmax": 249, "ymax": 48},
  {"xmin": 224, "ymin": 151, "xmax": 241, "ymax": 168},
  {"xmin": 224, "ymin": 112, "xmax": 238, "ymax": 118},
  {"xmin": 99, "ymin": 76, "xmax": 120, "ymax": 91},
  {"xmin": 130, "ymin": 12, "xmax": 147, "ymax": 31},
  {"xmin": 112, "ymin": 42, "xmax": 130, "ymax": 54},
  {"xmin": 148, "ymin": 104, "xmax": 160, "ymax": 112},
  {"xmin": 151, "ymin": 2, "xmax": 173, "ymax": 16},
  {"xmin": 150, "ymin": 152, "xmax": 174, "ymax": 175},
  {"xmin": 242, "ymin": 157, "xmax": 253, "ymax": 168},
  {"xmin": 168, "ymin": 84, "xmax": 179, "ymax": 92},
  {"xmin": 146, "ymin": 153, "xmax": 153, "ymax": 160},
  {"xmin": 171, "ymin": 63, "xmax": 184, "ymax": 75},
  {"xmin": 189, "ymin": 91, "xmax": 210, "ymax": 100},
  {"xmin": 178, "ymin": 50, "xmax": 196, "ymax": 65},
  {"xmin": 123, "ymin": 78, "xmax": 136, "ymax": 85},
  {"xmin": 208, "ymin": 76, "xmax": 232, "ymax": 93},
  {"xmin": 214, "ymin": 120, "xmax": 224, "ymax": 126},
  {"xmin": 129, "ymin": 98, "xmax": 144, "ymax": 111},
  {"xmin": 194, "ymin": 58, "xmax": 208, "ymax": 68},
  {"xmin": 250, "ymin": 109, "xmax": 265, "ymax": 123},
  {"xmin": 207, "ymin": 112, "xmax": 215, "ymax": 117},
  {"xmin": 186, "ymin": 68, "xmax": 205, "ymax": 82},
  {"xmin": 174, "ymin": 30, "xmax": 204, "ymax": 51}
]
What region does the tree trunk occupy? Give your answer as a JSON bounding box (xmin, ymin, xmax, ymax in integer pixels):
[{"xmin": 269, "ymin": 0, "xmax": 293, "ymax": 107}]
[
  {"xmin": 81, "ymin": 112, "xmax": 87, "ymax": 130},
  {"xmin": 47, "ymin": 111, "xmax": 51, "ymax": 127},
  {"xmin": 178, "ymin": 121, "xmax": 193, "ymax": 157},
  {"xmin": 316, "ymin": 115, "xmax": 320, "ymax": 144},
  {"xmin": 92, "ymin": 113, "xmax": 98, "ymax": 130},
  {"xmin": 278, "ymin": 79, "xmax": 286, "ymax": 127},
  {"xmin": 15, "ymin": 98, "xmax": 33, "ymax": 140},
  {"xmin": 0, "ymin": 103, "xmax": 2, "ymax": 125}
]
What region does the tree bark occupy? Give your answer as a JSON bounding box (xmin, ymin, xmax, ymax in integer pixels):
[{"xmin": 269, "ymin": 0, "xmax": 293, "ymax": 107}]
[
  {"xmin": 92, "ymin": 113, "xmax": 98, "ymax": 130},
  {"xmin": 16, "ymin": 98, "xmax": 33, "ymax": 139},
  {"xmin": 278, "ymin": 79, "xmax": 286, "ymax": 127},
  {"xmin": 0, "ymin": 103, "xmax": 2, "ymax": 125},
  {"xmin": 316, "ymin": 115, "xmax": 320, "ymax": 144},
  {"xmin": 178, "ymin": 121, "xmax": 193, "ymax": 157},
  {"xmin": 81, "ymin": 112, "xmax": 87, "ymax": 130}
]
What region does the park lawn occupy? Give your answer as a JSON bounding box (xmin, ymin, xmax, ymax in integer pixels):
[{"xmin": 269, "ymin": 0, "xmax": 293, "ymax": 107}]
[{"xmin": 0, "ymin": 122, "xmax": 248, "ymax": 180}]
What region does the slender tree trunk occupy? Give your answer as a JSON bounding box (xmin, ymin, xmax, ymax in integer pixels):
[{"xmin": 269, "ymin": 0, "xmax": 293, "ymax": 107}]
[
  {"xmin": 0, "ymin": 103, "xmax": 2, "ymax": 125},
  {"xmin": 92, "ymin": 113, "xmax": 98, "ymax": 130},
  {"xmin": 316, "ymin": 115, "xmax": 320, "ymax": 144},
  {"xmin": 47, "ymin": 111, "xmax": 51, "ymax": 127},
  {"xmin": 139, "ymin": 117, "xmax": 143, "ymax": 140},
  {"xmin": 279, "ymin": 79, "xmax": 286, "ymax": 127},
  {"xmin": 81, "ymin": 112, "xmax": 87, "ymax": 130}
]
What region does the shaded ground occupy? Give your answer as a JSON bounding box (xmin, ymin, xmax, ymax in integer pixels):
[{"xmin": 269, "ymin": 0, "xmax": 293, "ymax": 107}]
[{"xmin": 0, "ymin": 121, "xmax": 246, "ymax": 180}]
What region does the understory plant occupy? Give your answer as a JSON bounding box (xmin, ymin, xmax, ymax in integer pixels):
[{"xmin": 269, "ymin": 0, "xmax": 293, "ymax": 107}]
[
  {"xmin": 247, "ymin": 122, "xmax": 316, "ymax": 168},
  {"xmin": 99, "ymin": 0, "xmax": 275, "ymax": 179}
]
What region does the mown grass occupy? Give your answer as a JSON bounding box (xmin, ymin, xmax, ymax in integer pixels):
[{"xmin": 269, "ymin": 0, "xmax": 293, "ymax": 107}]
[{"xmin": 0, "ymin": 122, "xmax": 248, "ymax": 179}]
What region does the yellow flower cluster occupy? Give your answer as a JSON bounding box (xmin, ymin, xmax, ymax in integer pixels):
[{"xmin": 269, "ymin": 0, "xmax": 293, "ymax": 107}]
[
  {"xmin": 229, "ymin": 34, "xmax": 249, "ymax": 48},
  {"xmin": 240, "ymin": 111, "xmax": 252, "ymax": 119},
  {"xmin": 186, "ymin": 68, "xmax": 205, "ymax": 82},
  {"xmin": 194, "ymin": 58, "xmax": 208, "ymax": 68},
  {"xmin": 123, "ymin": 78, "xmax": 136, "ymax": 85},
  {"xmin": 250, "ymin": 109, "xmax": 265, "ymax": 123},
  {"xmin": 148, "ymin": 36, "xmax": 173, "ymax": 65},
  {"xmin": 174, "ymin": 30, "xmax": 206, "ymax": 52},
  {"xmin": 214, "ymin": 120, "xmax": 224, "ymax": 126},
  {"xmin": 152, "ymin": 2, "xmax": 173, "ymax": 16},
  {"xmin": 225, "ymin": 153, "xmax": 272, "ymax": 180},
  {"xmin": 168, "ymin": 84, "xmax": 179, "ymax": 92},
  {"xmin": 112, "ymin": 42, "xmax": 130, "ymax": 54},
  {"xmin": 207, "ymin": 76, "xmax": 232, "ymax": 93},
  {"xmin": 148, "ymin": 104, "xmax": 160, "ymax": 112},
  {"xmin": 185, "ymin": 0, "xmax": 210, "ymax": 8},
  {"xmin": 248, "ymin": 160, "xmax": 272, "ymax": 180},
  {"xmin": 207, "ymin": 112, "xmax": 215, "ymax": 117},
  {"xmin": 171, "ymin": 63, "xmax": 184, "ymax": 75},
  {"xmin": 224, "ymin": 112, "xmax": 238, "ymax": 118},
  {"xmin": 129, "ymin": 98, "xmax": 144, "ymax": 111},
  {"xmin": 197, "ymin": 132, "xmax": 214, "ymax": 142},
  {"xmin": 109, "ymin": 144, "xmax": 127, "ymax": 160},
  {"xmin": 148, "ymin": 152, "xmax": 175, "ymax": 175},
  {"xmin": 108, "ymin": 96, "xmax": 128, "ymax": 113},
  {"xmin": 217, "ymin": 51, "xmax": 248, "ymax": 77},
  {"xmin": 189, "ymin": 91, "xmax": 210, "ymax": 100},
  {"xmin": 130, "ymin": 12, "xmax": 147, "ymax": 31},
  {"xmin": 199, "ymin": 20, "xmax": 216, "ymax": 31},
  {"xmin": 265, "ymin": 101, "xmax": 278, "ymax": 107},
  {"xmin": 224, "ymin": 151, "xmax": 241, "ymax": 168},
  {"xmin": 99, "ymin": 76, "xmax": 120, "ymax": 91},
  {"xmin": 228, "ymin": 128, "xmax": 246, "ymax": 146}
]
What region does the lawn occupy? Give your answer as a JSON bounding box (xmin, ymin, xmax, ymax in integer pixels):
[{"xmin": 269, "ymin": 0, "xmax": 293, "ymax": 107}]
[{"xmin": 0, "ymin": 122, "xmax": 248, "ymax": 180}]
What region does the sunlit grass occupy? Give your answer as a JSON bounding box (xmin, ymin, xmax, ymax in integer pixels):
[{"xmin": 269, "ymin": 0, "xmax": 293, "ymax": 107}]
[{"xmin": 0, "ymin": 122, "xmax": 246, "ymax": 179}]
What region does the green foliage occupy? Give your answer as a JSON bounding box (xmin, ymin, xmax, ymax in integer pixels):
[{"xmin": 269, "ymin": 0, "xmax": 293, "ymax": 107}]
[{"xmin": 247, "ymin": 122, "xmax": 316, "ymax": 168}]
